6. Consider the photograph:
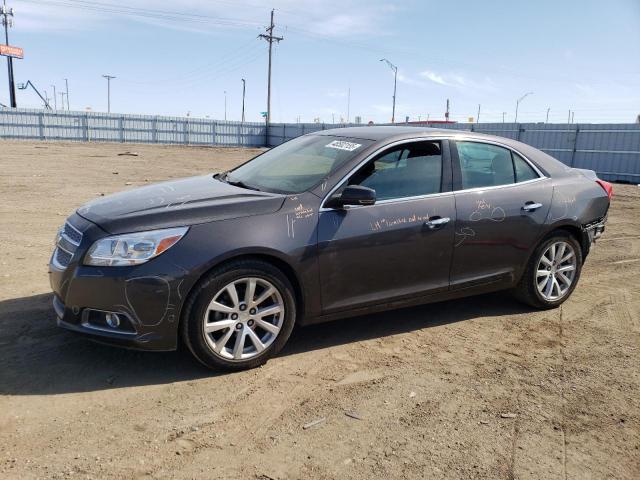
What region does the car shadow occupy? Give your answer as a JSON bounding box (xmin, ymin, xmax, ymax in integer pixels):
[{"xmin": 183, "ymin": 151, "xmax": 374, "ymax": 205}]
[{"xmin": 0, "ymin": 291, "xmax": 533, "ymax": 396}]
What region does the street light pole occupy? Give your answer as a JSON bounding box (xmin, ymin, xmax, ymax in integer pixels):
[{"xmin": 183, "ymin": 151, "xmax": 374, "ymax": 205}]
[
  {"xmin": 241, "ymin": 79, "xmax": 246, "ymax": 123},
  {"xmin": 64, "ymin": 78, "xmax": 69, "ymax": 110},
  {"xmin": 514, "ymin": 91, "xmax": 533, "ymax": 123},
  {"xmin": 102, "ymin": 74, "xmax": 115, "ymax": 113},
  {"xmin": 546, "ymin": 107, "xmax": 551, "ymax": 123},
  {"xmin": 51, "ymin": 84, "xmax": 57, "ymax": 110},
  {"xmin": 380, "ymin": 58, "xmax": 398, "ymax": 123}
]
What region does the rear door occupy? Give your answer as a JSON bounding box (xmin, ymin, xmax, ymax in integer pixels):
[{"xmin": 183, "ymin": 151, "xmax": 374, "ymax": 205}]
[
  {"xmin": 317, "ymin": 139, "xmax": 456, "ymax": 314},
  {"xmin": 450, "ymin": 140, "xmax": 553, "ymax": 288}
]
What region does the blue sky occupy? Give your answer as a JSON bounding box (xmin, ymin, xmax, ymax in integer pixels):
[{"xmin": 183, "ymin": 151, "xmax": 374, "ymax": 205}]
[{"xmin": 2, "ymin": 0, "xmax": 639, "ymax": 123}]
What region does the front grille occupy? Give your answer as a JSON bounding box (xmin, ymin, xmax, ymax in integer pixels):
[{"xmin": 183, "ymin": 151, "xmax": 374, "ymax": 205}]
[
  {"xmin": 63, "ymin": 222, "xmax": 83, "ymax": 245},
  {"xmin": 55, "ymin": 248, "xmax": 73, "ymax": 267},
  {"xmin": 53, "ymin": 221, "xmax": 84, "ymax": 269}
]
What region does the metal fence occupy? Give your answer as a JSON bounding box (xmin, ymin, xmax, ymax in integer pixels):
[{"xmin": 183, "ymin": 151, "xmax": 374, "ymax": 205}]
[
  {"xmin": 270, "ymin": 121, "xmax": 640, "ymax": 183},
  {"xmin": 0, "ymin": 108, "xmax": 267, "ymax": 147},
  {"xmin": 1, "ymin": 108, "xmax": 639, "ymax": 183}
]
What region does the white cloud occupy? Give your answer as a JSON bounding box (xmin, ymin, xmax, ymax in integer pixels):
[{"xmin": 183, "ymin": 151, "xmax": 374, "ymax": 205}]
[
  {"xmin": 420, "ymin": 70, "xmax": 498, "ymax": 92},
  {"xmin": 421, "ymin": 71, "xmax": 449, "ymax": 86}
]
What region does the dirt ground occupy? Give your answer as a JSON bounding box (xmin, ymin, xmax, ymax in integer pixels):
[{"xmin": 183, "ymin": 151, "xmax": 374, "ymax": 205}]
[{"xmin": 0, "ymin": 140, "xmax": 638, "ymax": 479}]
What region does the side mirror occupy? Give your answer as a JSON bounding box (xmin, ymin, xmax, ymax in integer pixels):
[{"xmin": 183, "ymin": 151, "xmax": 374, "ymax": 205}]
[{"xmin": 326, "ymin": 185, "xmax": 376, "ymax": 209}]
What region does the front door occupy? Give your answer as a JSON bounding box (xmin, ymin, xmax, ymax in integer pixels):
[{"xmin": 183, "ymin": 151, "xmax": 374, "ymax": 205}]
[
  {"xmin": 317, "ymin": 139, "xmax": 456, "ymax": 314},
  {"xmin": 450, "ymin": 140, "xmax": 553, "ymax": 288}
]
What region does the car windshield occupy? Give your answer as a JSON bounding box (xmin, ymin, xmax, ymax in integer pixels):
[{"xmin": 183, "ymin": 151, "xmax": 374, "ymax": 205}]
[{"xmin": 225, "ymin": 135, "xmax": 373, "ymax": 194}]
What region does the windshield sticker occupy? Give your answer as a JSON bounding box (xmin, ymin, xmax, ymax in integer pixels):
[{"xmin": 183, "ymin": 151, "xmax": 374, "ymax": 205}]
[{"xmin": 325, "ymin": 140, "xmax": 362, "ymax": 152}]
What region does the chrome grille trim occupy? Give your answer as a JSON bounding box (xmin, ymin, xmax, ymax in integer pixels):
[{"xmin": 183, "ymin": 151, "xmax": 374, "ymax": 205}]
[
  {"xmin": 62, "ymin": 222, "xmax": 82, "ymax": 246},
  {"xmin": 53, "ymin": 221, "xmax": 84, "ymax": 269}
]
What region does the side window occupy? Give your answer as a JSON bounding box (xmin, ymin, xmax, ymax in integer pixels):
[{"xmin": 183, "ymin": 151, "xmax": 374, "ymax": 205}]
[
  {"xmin": 457, "ymin": 142, "xmax": 514, "ymax": 189},
  {"xmin": 348, "ymin": 141, "xmax": 442, "ymax": 201},
  {"xmin": 456, "ymin": 142, "xmax": 540, "ymax": 189},
  {"xmin": 513, "ymin": 152, "xmax": 539, "ymax": 182}
]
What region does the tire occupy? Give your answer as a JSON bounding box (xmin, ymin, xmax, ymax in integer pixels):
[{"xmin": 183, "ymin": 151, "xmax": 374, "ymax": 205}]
[
  {"xmin": 514, "ymin": 231, "xmax": 583, "ymax": 309},
  {"xmin": 181, "ymin": 259, "xmax": 297, "ymax": 371}
]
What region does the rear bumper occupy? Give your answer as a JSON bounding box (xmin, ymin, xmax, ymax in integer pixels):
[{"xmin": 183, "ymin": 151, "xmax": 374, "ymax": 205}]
[{"xmin": 583, "ymin": 216, "xmax": 607, "ymax": 243}]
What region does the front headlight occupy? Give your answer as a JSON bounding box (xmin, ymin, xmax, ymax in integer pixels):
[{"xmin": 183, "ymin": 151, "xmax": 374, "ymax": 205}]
[{"xmin": 84, "ymin": 227, "xmax": 189, "ymax": 266}]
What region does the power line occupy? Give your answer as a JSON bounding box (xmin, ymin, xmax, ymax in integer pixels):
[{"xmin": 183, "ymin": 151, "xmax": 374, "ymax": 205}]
[
  {"xmin": 119, "ymin": 42, "xmax": 263, "ymax": 89},
  {"xmin": 19, "ymin": 0, "xmax": 264, "ymax": 28}
]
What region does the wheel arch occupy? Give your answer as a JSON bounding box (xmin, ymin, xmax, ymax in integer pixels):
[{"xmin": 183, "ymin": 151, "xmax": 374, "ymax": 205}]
[
  {"xmin": 544, "ymin": 221, "xmax": 590, "ymax": 261},
  {"xmin": 180, "ymin": 250, "xmax": 306, "ymax": 329}
]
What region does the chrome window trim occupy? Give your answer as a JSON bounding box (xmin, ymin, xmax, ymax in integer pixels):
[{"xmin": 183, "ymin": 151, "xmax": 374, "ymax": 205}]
[
  {"xmin": 319, "ymin": 136, "xmax": 448, "ymax": 212},
  {"xmin": 451, "ymin": 176, "xmax": 547, "ymax": 195},
  {"xmin": 454, "ymin": 137, "xmax": 546, "ymax": 181},
  {"xmin": 319, "ymin": 135, "xmax": 548, "ymax": 212}
]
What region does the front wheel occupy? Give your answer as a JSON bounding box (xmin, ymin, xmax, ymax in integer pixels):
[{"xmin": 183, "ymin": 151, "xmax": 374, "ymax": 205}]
[
  {"xmin": 181, "ymin": 259, "xmax": 296, "ymax": 371},
  {"xmin": 514, "ymin": 232, "xmax": 583, "ymax": 309}
]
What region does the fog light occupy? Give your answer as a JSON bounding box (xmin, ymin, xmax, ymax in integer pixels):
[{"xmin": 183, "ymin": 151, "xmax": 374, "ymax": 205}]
[{"xmin": 105, "ymin": 313, "xmax": 121, "ymax": 328}]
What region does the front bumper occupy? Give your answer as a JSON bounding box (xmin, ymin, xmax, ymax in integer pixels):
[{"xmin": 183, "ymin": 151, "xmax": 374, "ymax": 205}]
[{"xmin": 49, "ymin": 214, "xmax": 190, "ymax": 351}]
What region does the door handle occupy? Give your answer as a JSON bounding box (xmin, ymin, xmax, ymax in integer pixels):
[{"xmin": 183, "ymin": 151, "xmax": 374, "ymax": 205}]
[
  {"xmin": 522, "ymin": 202, "xmax": 543, "ymax": 212},
  {"xmin": 424, "ymin": 216, "xmax": 450, "ymax": 230}
]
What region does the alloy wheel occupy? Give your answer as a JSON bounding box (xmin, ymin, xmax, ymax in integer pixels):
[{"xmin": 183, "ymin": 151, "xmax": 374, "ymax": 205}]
[
  {"xmin": 202, "ymin": 277, "xmax": 284, "ymax": 361},
  {"xmin": 536, "ymin": 241, "xmax": 577, "ymax": 301}
]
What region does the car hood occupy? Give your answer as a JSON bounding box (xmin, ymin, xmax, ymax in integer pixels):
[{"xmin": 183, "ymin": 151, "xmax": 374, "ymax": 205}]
[{"xmin": 76, "ymin": 174, "xmax": 285, "ymax": 234}]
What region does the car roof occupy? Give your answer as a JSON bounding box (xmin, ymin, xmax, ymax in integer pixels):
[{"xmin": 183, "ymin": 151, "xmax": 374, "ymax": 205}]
[
  {"xmin": 313, "ymin": 125, "xmax": 510, "ymax": 142},
  {"xmin": 312, "ymin": 126, "xmax": 571, "ymax": 176}
]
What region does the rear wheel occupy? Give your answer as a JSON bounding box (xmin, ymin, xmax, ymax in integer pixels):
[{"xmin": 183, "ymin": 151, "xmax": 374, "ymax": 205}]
[
  {"xmin": 182, "ymin": 259, "xmax": 296, "ymax": 371},
  {"xmin": 514, "ymin": 232, "xmax": 583, "ymax": 309}
]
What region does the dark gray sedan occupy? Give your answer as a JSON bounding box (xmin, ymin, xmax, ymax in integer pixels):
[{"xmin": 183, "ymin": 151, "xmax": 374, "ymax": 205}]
[{"xmin": 49, "ymin": 127, "xmax": 611, "ymax": 370}]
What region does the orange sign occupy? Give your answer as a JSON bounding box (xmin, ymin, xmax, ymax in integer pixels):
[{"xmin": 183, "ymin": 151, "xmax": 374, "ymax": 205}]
[{"xmin": 0, "ymin": 45, "xmax": 24, "ymax": 59}]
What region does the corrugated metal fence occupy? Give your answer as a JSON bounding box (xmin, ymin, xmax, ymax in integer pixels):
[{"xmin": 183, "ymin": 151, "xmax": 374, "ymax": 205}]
[
  {"xmin": 0, "ymin": 108, "xmax": 267, "ymax": 146},
  {"xmin": 270, "ymin": 121, "xmax": 640, "ymax": 183},
  {"xmin": 1, "ymin": 108, "xmax": 639, "ymax": 183}
]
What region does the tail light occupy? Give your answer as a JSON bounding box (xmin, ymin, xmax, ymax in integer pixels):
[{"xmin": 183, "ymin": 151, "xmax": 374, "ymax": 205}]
[{"xmin": 596, "ymin": 179, "xmax": 613, "ymax": 200}]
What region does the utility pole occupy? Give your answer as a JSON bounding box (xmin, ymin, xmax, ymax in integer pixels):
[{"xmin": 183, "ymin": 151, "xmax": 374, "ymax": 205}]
[
  {"xmin": 102, "ymin": 74, "xmax": 115, "ymax": 113},
  {"xmin": 502, "ymin": 111, "xmax": 506, "ymax": 123},
  {"xmin": 546, "ymin": 107, "xmax": 550, "ymax": 123},
  {"xmin": 567, "ymin": 109, "xmax": 571, "ymax": 124},
  {"xmin": 241, "ymin": 78, "xmax": 246, "ymax": 123},
  {"xmin": 64, "ymin": 78, "xmax": 69, "ymax": 110},
  {"xmin": 346, "ymin": 87, "xmax": 350, "ymax": 124},
  {"xmin": 380, "ymin": 58, "xmax": 398, "ymax": 123},
  {"xmin": 445, "ymin": 99, "xmax": 450, "ymax": 122},
  {"xmin": 1, "ymin": 0, "xmax": 16, "ymax": 108},
  {"xmin": 571, "ymin": 111, "xmax": 575, "ymax": 124},
  {"xmin": 515, "ymin": 91, "xmax": 533, "ymax": 123},
  {"xmin": 476, "ymin": 104, "xmax": 481, "ymax": 124},
  {"xmin": 258, "ymin": 9, "xmax": 283, "ymax": 125},
  {"xmin": 51, "ymin": 84, "xmax": 57, "ymax": 110},
  {"xmin": 59, "ymin": 91, "xmax": 65, "ymax": 111}
]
